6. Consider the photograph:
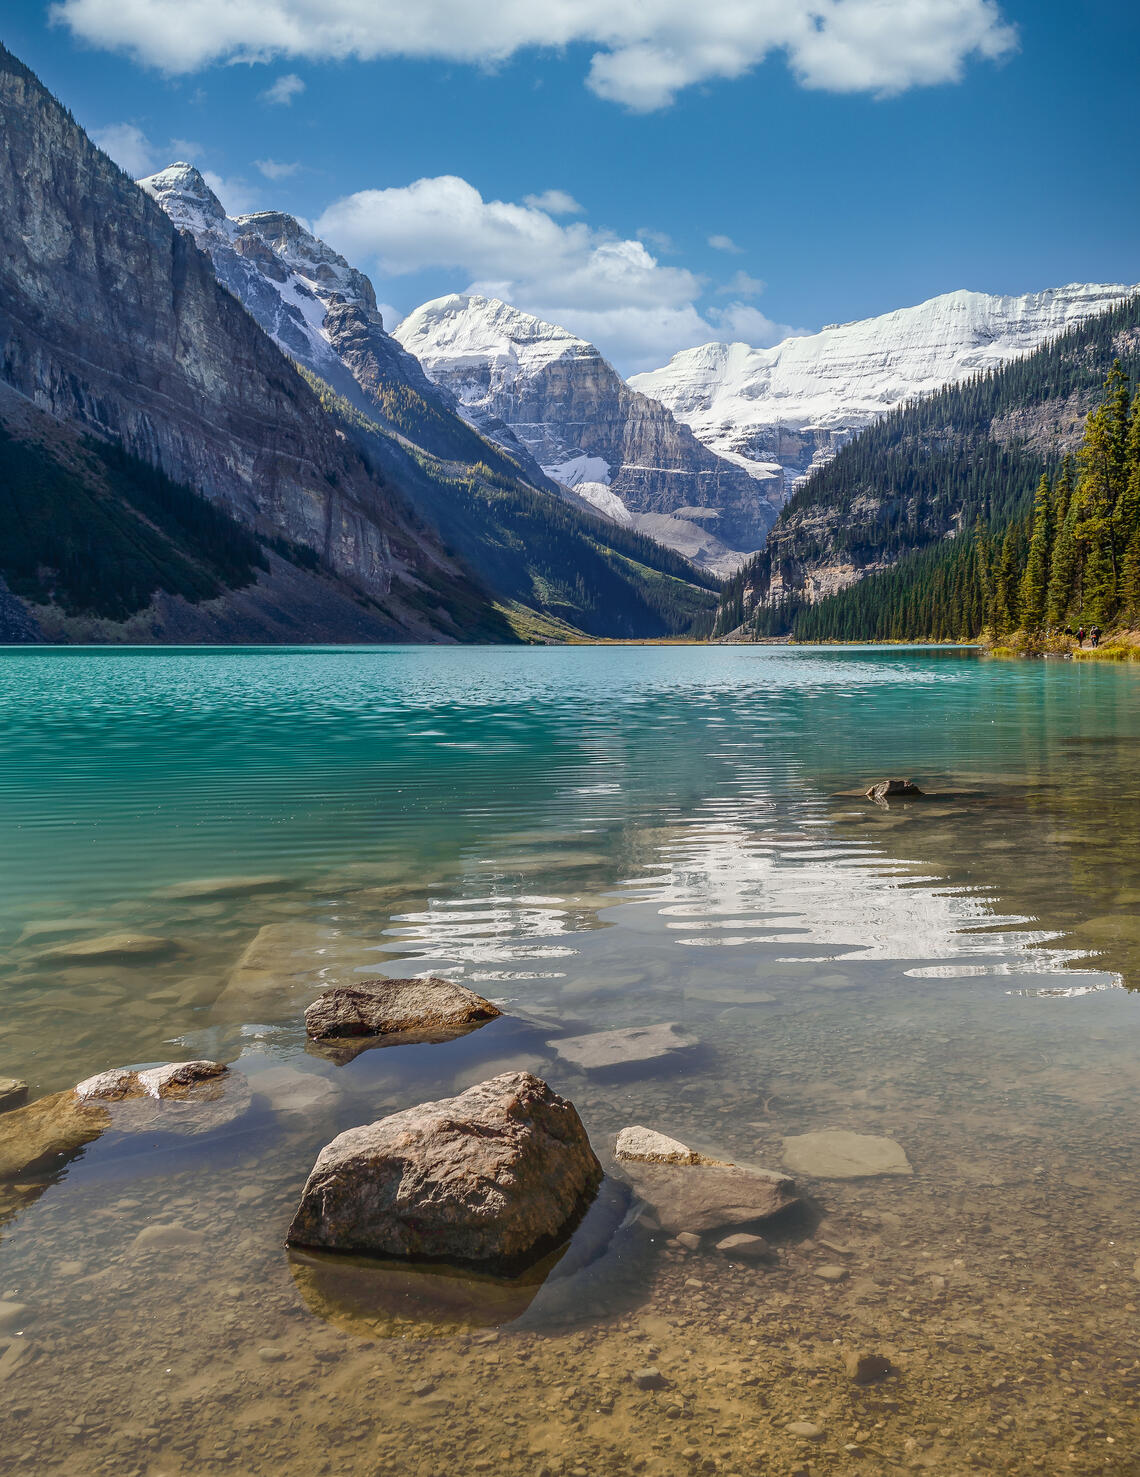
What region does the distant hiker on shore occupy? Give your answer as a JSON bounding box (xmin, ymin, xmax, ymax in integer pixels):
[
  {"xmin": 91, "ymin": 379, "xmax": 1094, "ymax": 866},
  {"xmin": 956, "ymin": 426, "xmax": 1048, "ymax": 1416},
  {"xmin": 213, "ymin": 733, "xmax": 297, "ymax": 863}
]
[
  {"xmin": 1076, "ymin": 625, "xmax": 1086, "ymax": 645},
  {"xmin": 1090, "ymin": 625, "xmax": 1101, "ymax": 647}
]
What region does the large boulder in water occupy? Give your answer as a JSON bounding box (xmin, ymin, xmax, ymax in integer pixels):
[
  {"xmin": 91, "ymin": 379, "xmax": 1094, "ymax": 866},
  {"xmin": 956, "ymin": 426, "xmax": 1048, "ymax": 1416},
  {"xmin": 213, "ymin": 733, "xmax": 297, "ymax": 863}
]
[
  {"xmin": 286, "ymin": 1072, "xmax": 602, "ymax": 1270},
  {"xmin": 304, "ymin": 976, "xmax": 500, "ymax": 1042}
]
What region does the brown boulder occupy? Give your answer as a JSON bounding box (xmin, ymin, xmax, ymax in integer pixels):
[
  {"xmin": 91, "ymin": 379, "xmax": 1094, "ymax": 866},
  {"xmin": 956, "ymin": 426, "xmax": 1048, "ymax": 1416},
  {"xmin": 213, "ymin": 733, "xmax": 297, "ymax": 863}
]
[
  {"xmin": 304, "ymin": 976, "xmax": 500, "ymax": 1041},
  {"xmin": 286, "ymin": 1071, "xmax": 602, "ymax": 1270}
]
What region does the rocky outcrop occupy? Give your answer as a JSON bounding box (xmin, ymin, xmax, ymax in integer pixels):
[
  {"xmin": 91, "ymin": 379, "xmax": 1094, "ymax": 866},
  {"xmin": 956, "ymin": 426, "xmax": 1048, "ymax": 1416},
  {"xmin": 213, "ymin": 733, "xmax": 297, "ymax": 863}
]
[
  {"xmin": 138, "ymin": 168, "xmax": 552, "ymax": 491},
  {"xmin": 394, "ymin": 295, "xmax": 780, "ymax": 566},
  {"xmin": 286, "ymin": 1072, "xmax": 602, "ymax": 1269},
  {"xmin": 0, "ymin": 47, "xmax": 499, "ymax": 642},
  {"xmin": 304, "ymin": 977, "xmax": 500, "ymax": 1041}
]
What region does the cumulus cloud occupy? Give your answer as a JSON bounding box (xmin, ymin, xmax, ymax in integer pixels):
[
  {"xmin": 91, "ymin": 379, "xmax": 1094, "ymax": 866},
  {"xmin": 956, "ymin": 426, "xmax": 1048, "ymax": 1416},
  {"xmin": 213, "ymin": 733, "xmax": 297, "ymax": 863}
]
[
  {"xmin": 708, "ymin": 233, "xmax": 743, "ymax": 254},
  {"xmin": 709, "ymin": 303, "xmax": 797, "ymax": 345},
  {"xmin": 92, "ymin": 121, "xmax": 159, "ymax": 175},
  {"xmin": 255, "ymin": 158, "xmax": 300, "ymax": 179},
  {"xmin": 522, "ymin": 189, "xmax": 584, "ymax": 216},
  {"xmin": 202, "ymin": 170, "xmax": 260, "ymax": 215},
  {"xmin": 259, "ymin": 72, "xmax": 305, "ymax": 105},
  {"xmin": 52, "ymin": 0, "xmax": 1018, "ymax": 110},
  {"xmin": 315, "ymin": 174, "xmax": 796, "ymax": 371},
  {"xmin": 717, "ymin": 270, "xmax": 766, "ymax": 298}
]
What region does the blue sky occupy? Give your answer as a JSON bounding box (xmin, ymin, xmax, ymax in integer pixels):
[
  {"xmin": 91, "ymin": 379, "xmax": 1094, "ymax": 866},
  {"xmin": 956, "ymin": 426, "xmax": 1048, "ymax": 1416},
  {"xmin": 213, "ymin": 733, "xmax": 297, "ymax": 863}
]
[{"xmin": 3, "ymin": 0, "xmax": 1138, "ymax": 372}]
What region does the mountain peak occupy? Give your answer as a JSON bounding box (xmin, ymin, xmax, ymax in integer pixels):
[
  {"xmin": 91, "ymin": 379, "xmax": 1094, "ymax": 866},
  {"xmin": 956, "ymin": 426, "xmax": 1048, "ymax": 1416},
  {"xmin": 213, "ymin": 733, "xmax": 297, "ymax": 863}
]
[
  {"xmin": 234, "ymin": 211, "xmax": 376, "ymax": 313},
  {"xmin": 395, "ymin": 294, "xmax": 597, "ymax": 372},
  {"xmin": 137, "ymin": 163, "xmax": 227, "ymax": 234}
]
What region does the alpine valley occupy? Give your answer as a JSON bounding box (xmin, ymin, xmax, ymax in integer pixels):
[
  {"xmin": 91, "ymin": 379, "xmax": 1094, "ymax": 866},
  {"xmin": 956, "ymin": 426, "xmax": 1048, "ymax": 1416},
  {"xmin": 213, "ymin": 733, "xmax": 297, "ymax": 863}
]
[{"xmin": 1, "ymin": 42, "xmax": 1136, "ymax": 646}]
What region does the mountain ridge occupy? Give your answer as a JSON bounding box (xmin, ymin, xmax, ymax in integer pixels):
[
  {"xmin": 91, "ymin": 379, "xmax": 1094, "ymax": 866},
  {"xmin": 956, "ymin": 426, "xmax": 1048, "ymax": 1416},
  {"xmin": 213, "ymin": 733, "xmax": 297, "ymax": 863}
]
[{"xmin": 632, "ymin": 283, "xmax": 1140, "ymax": 495}]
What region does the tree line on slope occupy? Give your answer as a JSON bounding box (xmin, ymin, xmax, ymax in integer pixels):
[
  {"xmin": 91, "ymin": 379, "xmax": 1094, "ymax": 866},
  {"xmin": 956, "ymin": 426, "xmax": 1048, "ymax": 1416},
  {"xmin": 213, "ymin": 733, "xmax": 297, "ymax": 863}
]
[{"xmin": 717, "ymin": 363, "xmax": 1140, "ymax": 643}]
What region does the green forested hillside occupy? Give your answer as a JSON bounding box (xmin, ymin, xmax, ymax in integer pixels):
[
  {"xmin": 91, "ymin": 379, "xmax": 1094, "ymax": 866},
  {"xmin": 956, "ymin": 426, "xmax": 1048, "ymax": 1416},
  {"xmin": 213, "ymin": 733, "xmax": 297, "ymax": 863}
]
[
  {"xmin": 303, "ymin": 371, "xmax": 720, "ymax": 640},
  {"xmin": 716, "ymin": 294, "xmax": 1140, "ymax": 641}
]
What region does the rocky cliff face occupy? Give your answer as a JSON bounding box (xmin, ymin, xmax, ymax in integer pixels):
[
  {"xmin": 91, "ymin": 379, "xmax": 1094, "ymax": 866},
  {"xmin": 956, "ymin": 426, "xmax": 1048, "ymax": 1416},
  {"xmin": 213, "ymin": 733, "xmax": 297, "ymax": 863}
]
[
  {"xmin": 393, "ymin": 295, "xmax": 782, "ymax": 571},
  {"xmin": 632, "ymin": 284, "xmax": 1140, "ymax": 496},
  {"xmin": 138, "ymin": 167, "xmax": 551, "ymax": 488},
  {"xmin": 0, "ymin": 47, "xmax": 496, "ymax": 641}
]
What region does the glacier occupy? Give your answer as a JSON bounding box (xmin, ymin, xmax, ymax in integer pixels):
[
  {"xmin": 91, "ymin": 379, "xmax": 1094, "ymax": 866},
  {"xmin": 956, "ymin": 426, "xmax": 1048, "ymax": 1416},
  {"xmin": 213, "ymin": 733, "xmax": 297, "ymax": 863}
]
[{"xmin": 631, "ymin": 284, "xmax": 1140, "ymax": 493}]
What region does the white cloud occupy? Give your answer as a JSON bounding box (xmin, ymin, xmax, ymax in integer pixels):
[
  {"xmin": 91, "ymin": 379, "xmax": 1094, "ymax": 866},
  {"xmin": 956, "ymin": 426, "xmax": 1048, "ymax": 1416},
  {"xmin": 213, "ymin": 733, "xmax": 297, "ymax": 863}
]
[
  {"xmin": 92, "ymin": 121, "xmax": 159, "ymax": 176},
  {"xmin": 708, "ymin": 302, "xmax": 796, "ymax": 345},
  {"xmin": 708, "ymin": 233, "xmax": 743, "ymax": 254},
  {"xmin": 259, "ymin": 72, "xmax": 305, "ymax": 105},
  {"xmin": 255, "ymin": 158, "xmax": 300, "ymax": 179},
  {"xmin": 717, "ymin": 270, "xmax": 766, "ymax": 298},
  {"xmin": 316, "ymin": 174, "xmax": 798, "ymax": 371},
  {"xmin": 202, "ymin": 170, "xmax": 260, "ymax": 215},
  {"xmin": 522, "ymin": 189, "xmax": 584, "ymax": 216},
  {"xmin": 53, "ymin": 0, "xmax": 1018, "ymax": 110}
]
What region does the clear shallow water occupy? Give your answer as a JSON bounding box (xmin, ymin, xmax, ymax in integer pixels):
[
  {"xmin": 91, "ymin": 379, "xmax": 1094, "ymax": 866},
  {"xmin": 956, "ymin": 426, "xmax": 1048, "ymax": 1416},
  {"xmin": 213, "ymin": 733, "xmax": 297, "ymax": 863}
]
[{"xmin": 2, "ymin": 645, "xmax": 1140, "ymax": 1476}]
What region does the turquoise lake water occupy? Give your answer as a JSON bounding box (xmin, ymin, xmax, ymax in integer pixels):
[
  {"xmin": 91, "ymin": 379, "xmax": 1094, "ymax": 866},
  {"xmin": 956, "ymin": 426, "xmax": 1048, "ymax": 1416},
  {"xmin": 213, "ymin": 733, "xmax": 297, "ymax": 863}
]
[{"xmin": 2, "ymin": 644, "xmax": 1140, "ymax": 1475}]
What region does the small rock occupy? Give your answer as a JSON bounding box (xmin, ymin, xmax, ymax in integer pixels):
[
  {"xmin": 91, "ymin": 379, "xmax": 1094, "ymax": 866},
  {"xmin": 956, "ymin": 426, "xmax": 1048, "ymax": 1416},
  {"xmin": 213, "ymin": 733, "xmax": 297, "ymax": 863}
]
[
  {"xmin": 676, "ymin": 1232, "xmax": 702, "ymax": 1251},
  {"xmin": 632, "ymin": 1367, "xmax": 669, "ymax": 1390},
  {"xmin": 845, "ymin": 1352, "xmax": 893, "ymax": 1385},
  {"xmin": 257, "ymin": 1347, "xmax": 287, "ymax": 1364},
  {"xmin": 56, "ymin": 1261, "xmax": 84, "ymax": 1277},
  {"xmin": 0, "ymin": 1301, "xmax": 31, "ymax": 1332},
  {"xmin": 815, "ymin": 1264, "xmax": 849, "ymax": 1282},
  {"xmin": 715, "ymin": 1233, "xmax": 772, "ymax": 1261},
  {"xmin": 865, "ymin": 779, "xmax": 923, "ymax": 805},
  {"xmin": 615, "ymin": 1125, "xmax": 699, "ymax": 1165},
  {"xmin": 0, "ymin": 1080, "xmax": 28, "ymax": 1114},
  {"xmin": 287, "ymin": 1072, "xmax": 601, "ymax": 1269},
  {"xmin": 786, "ymin": 1421, "xmax": 823, "ymax": 1440},
  {"xmin": 547, "ymin": 1022, "xmax": 697, "ymax": 1073},
  {"xmin": 132, "ymin": 1224, "xmax": 205, "ymax": 1252},
  {"xmin": 304, "ymin": 977, "xmax": 500, "ymax": 1041},
  {"xmin": 782, "ymin": 1130, "xmax": 912, "ymax": 1179},
  {"xmin": 412, "ymin": 1380, "xmax": 436, "ymax": 1396}
]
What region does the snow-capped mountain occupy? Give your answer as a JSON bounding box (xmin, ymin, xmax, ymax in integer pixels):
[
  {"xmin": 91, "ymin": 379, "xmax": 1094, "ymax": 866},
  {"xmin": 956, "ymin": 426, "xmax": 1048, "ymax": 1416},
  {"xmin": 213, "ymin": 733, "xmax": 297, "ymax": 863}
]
[
  {"xmin": 631, "ymin": 284, "xmax": 1140, "ymax": 493},
  {"xmin": 394, "ymin": 295, "xmax": 782, "ymax": 571},
  {"xmin": 137, "ymin": 166, "xmax": 549, "ymax": 485}
]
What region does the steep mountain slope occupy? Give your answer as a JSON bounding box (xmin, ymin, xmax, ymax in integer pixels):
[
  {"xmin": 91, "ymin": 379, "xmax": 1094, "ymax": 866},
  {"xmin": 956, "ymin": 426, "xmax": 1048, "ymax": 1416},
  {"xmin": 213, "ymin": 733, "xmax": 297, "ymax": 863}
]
[
  {"xmin": 634, "ymin": 284, "xmax": 1140, "ymax": 495},
  {"xmin": 0, "ymin": 44, "xmax": 512, "ymax": 643},
  {"xmin": 136, "ymin": 164, "xmax": 717, "ymax": 634},
  {"xmin": 137, "ymin": 165, "xmax": 553, "ymax": 491},
  {"xmin": 393, "ymin": 295, "xmax": 782, "ymax": 571},
  {"xmin": 714, "ymin": 293, "xmax": 1140, "ymax": 638}
]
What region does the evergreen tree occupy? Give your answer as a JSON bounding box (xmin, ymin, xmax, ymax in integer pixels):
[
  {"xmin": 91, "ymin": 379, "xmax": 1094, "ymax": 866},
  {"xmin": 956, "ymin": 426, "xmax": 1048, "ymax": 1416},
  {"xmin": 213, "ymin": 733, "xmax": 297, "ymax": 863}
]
[
  {"xmin": 1019, "ymin": 473, "xmax": 1052, "ymax": 629},
  {"xmin": 1046, "ymin": 457, "xmax": 1078, "ymax": 626}
]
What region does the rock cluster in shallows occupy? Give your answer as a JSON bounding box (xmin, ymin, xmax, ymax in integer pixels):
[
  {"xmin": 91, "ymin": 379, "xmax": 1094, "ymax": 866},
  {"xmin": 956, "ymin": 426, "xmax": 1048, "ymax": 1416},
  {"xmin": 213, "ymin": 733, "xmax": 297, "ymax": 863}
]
[
  {"xmin": 286, "ymin": 1071, "xmax": 603, "ymax": 1272},
  {"xmin": 0, "ymin": 1061, "xmax": 248, "ymax": 1181}
]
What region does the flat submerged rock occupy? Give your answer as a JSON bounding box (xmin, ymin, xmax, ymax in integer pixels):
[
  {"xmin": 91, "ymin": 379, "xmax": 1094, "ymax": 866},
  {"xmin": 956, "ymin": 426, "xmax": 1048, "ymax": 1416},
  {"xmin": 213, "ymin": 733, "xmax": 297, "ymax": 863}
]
[
  {"xmin": 35, "ymin": 932, "xmax": 179, "ymax": 963},
  {"xmin": 548, "ymin": 1022, "xmax": 697, "ymax": 1072},
  {"xmin": 781, "ymin": 1129, "xmax": 912, "ymax": 1179}
]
